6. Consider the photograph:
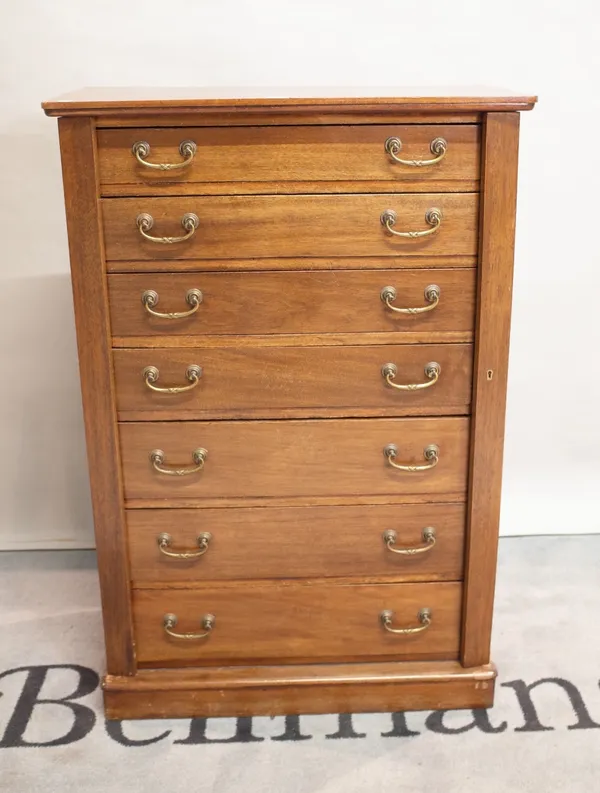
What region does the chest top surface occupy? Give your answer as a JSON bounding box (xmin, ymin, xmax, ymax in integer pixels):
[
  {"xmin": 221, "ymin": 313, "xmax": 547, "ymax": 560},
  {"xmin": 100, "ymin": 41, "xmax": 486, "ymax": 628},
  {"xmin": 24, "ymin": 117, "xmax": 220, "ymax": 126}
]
[{"xmin": 42, "ymin": 86, "xmax": 537, "ymax": 117}]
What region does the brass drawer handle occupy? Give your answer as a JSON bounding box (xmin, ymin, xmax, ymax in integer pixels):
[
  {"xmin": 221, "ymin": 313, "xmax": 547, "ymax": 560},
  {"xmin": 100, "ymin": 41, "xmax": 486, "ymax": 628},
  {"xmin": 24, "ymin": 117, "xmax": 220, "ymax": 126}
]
[
  {"xmin": 383, "ymin": 527, "xmax": 436, "ymax": 555},
  {"xmin": 136, "ymin": 212, "xmax": 199, "ymax": 244},
  {"xmin": 132, "ymin": 139, "xmax": 197, "ymax": 171},
  {"xmin": 381, "ymin": 208, "xmax": 442, "ymax": 238},
  {"xmin": 157, "ymin": 531, "xmax": 212, "ymax": 559},
  {"xmin": 380, "ymin": 608, "xmax": 432, "ymax": 634},
  {"xmin": 384, "ymin": 136, "xmax": 447, "ymax": 166},
  {"xmin": 382, "ymin": 361, "xmax": 440, "ymax": 391},
  {"xmin": 150, "ymin": 447, "xmax": 207, "ymax": 477},
  {"xmin": 384, "ymin": 443, "xmax": 439, "ymax": 472},
  {"xmin": 381, "ymin": 284, "xmax": 440, "ymax": 314},
  {"xmin": 163, "ymin": 613, "xmax": 215, "ymax": 640},
  {"xmin": 143, "ymin": 364, "xmax": 203, "ymax": 394},
  {"xmin": 142, "ymin": 288, "xmax": 202, "ymax": 319}
]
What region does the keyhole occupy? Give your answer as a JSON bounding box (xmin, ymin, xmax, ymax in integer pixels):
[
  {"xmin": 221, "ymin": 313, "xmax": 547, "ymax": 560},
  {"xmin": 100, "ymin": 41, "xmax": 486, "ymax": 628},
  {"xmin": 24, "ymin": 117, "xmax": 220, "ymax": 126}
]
[{"xmin": 486, "ymin": 370, "xmax": 494, "ymax": 381}]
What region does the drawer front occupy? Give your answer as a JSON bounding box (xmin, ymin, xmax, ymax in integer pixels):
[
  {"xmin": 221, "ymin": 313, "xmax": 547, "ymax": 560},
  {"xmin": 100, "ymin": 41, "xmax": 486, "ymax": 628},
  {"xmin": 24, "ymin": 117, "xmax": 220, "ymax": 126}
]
[
  {"xmin": 133, "ymin": 581, "xmax": 462, "ymax": 665},
  {"xmin": 119, "ymin": 417, "xmax": 469, "ymax": 503},
  {"xmin": 97, "ymin": 125, "xmax": 480, "ymax": 190},
  {"xmin": 102, "ymin": 194, "xmax": 478, "ymax": 261},
  {"xmin": 108, "ymin": 269, "xmax": 476, "ymax": 339},
  {"xmin": 127, "ymin": 503, "xmax": 465, "ymax": 584},
  {"xmin": 114, "ymin": 344, "xmax": 473, "ymax": 420}
]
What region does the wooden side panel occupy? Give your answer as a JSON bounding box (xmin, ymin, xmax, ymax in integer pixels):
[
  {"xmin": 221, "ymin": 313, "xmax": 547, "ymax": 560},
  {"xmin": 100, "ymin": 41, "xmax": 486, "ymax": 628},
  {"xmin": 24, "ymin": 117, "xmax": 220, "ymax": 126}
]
[
  {"xmin": 461, "ymin": 113, "xmax": 521, "ymax": 667},
  {"xmin": 57, "ymin": 118, "xmax": 134, "ymax": 675}
]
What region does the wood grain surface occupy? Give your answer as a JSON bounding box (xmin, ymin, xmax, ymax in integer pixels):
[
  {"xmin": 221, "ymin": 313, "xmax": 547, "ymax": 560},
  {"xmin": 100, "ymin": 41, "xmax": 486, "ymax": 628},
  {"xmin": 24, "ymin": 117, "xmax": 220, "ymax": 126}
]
[
  {"xmin": 95, "ymin": 112, "xmax": 484, "ymax": 130},
  {"xmin": 113, "ymin": 332, "xmax": 474, "ymax": 349},
  {"xmin": 101, "ymin": 193, "xmax": 479, "ymax": 261},
  {"xmin": 107, "ymin": 254, "xmax": 477, "ymax": 274},
  {"xmin": 103, "ymin": 180, "xmax": 482, "ymax": 197},
  {"xmin": 113, "ymin": 343, "xmax": 473, "ymax": 420},
  {"xmin": 57, "ymin": 118, "xmax": 135, "ymax": 676},
  {"xmin": 127, "ymin": 503, "xmax": 465, "ymax": 585},
  {"xmin": 461, "ymin": 112, "xmax": 521, "ymax": 668},
  {"xmin": 42, "ymin": 86, "xmax": 537, "ymax": 117},
  {"xmin": 108, "ymin": 268, "xmax": 476, "ymax": 338},
  {"xmin": 103, "ymin": 660, "xmax": 495, "ymax": 719},
  {"xmin": 133, "ymin": 581, "xmax": 462, "ymax": 665},
  {"xmin": 97, "ymin": 124, "xmax": 480, "ymax": 191},
  {"xmin": 118, "ymin": 417, "xmax": 470, "ymax": 503}
]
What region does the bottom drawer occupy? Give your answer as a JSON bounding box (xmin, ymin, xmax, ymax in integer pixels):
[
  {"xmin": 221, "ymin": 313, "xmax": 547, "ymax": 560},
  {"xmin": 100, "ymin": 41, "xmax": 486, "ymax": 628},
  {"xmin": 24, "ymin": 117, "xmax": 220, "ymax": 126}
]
[{"xmin": 133, "ymin": 581, "xmax": 462, "ymax": 666}]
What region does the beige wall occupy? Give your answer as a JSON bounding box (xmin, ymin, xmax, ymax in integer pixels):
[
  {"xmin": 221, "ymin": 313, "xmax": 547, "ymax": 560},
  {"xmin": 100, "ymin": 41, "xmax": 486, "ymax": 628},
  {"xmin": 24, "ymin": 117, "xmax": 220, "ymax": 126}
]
[{"xmin": 0, "ymin": 0, "xmax": 598, "ymax": 548}]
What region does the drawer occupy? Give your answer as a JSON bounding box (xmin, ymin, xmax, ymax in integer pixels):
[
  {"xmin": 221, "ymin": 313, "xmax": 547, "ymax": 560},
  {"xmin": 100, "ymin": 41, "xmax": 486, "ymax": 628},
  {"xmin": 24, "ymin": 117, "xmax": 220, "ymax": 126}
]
[
  {"xmin": 119, "ymin": 417, "xmax": 469, "ymax": 505},
  {"xmin": 102, "ymin": 194, "xmax": 479, "ymax": 261},
  {"xmin": 97, "ymin": 125, "xmax": 480, "ymax": 192},
  {"xmin": 127, "ymin": 503, "xmax": 466, "ymax": 584},
  {"xmin": 108, "ymin": 269, "xmax": 476, "ymax": 339},
  {"xmin": 114, "ymin": 343, "xmax": 473, "ymax": 420},
  {"xmin": 133, "ymin": 581, "xmax": 462, "ymax": 666}
]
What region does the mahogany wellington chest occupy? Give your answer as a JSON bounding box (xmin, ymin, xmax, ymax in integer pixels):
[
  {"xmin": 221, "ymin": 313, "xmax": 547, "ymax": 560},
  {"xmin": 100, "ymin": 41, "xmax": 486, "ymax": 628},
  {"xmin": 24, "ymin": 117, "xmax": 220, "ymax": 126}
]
[{"xmin": 43, "ymin": 88, "xmax": 536, "ymax": 719}]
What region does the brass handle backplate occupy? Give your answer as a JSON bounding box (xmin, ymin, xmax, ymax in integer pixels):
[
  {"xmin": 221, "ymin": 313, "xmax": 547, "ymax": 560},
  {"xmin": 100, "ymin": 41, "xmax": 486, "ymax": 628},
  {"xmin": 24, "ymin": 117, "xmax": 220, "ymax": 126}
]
[
  {"xmin": 382, "ymin": 361, "xmax": 441, "ymax": 391},
  {"xmin": 383, "ymin": 527, "xmax": 436, "ymax": 555},
  {"xmin": 381, "ymin": 284, "xmax": 440, "ymax": 314},
  {"xmin": 136, "ymin": 212, "xmax": 199, "ymax": 244},
  {"xmin": 143, "ymin": 364, "xmax": 203, "ymax": 394},
  {"xmin": 380, "ymin": 608, "xmax": 432, "ymax": 634},
  {"xmin": 157, "ymin": 532, "xmax": 212, "ymax": 559},
  {"xmin": 142, "ymin": 288, "xmax": 203, "ymax": 319},
  {"xmin": 381, "ymin": 208, "xmax": 442, "ymax": 238},
  {"xmin": 163, "ymin": 613, "xmax": 215, "ymax": 640},
  {"xmin": 384, "ymin": 136, "xmax": 448, "ymax": 166},
  {"xmin": 384, "ymin": 443, "xmax": 439, "ymax": 472},
  {"xmin": 132, "ymin": 139, "xmax": 197, "ymax": 171},
  {"xmin": 150, "ymin": 448, "xmax": 207, "ymax": 476}
]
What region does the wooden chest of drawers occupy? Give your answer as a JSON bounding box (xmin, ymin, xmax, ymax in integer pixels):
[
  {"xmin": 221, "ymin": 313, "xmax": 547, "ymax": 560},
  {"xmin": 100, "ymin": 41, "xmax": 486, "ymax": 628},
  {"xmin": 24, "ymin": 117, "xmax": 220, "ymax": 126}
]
[{"xmin": 43, "ymin": 88, "xmax": 536, "ymax": 719}]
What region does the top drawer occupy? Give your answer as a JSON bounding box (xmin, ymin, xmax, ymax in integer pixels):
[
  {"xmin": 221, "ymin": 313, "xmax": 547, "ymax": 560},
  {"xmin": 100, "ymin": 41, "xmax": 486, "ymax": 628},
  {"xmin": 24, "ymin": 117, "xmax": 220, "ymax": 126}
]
[{"xmin": 97, "ymin": 125, "xmax": 480, "ymax": 194}]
